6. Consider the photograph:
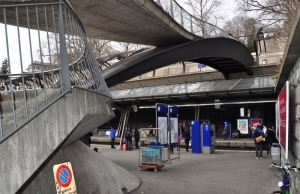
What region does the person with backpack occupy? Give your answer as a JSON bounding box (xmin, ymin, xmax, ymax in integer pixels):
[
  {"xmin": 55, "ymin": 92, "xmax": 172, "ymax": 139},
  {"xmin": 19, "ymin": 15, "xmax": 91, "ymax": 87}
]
[
  {"xmin": 252, "ymin": 124, "xmax": 265, "ymax": 159},
  {"xmin": 124, "ymin": 128, "xmax": 132, "ymax": 151}
]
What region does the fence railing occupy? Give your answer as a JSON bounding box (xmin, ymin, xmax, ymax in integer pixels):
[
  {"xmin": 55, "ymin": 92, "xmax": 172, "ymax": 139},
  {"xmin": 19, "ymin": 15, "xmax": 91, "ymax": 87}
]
[
  {"xmin": 0, "ymin": 1, "xmax": 112, "ymax": 143},
  {"xmin": 156, "ymin": 0, "xmax": 232, "ymax": 38}
]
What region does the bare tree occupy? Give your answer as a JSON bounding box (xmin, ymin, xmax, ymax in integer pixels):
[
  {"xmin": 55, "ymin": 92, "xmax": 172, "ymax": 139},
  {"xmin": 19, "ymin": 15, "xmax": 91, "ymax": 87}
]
[
  {"xmin": 114, "ymin": 42, "xmax": 146, "ymax": 57},
  {"xmin": 87, "ymin": 38, "xmax": 113, "ymax": 59},
  {"xmin": 224, "ymin": 15, "xmax": 260, "ymax": 51},
  {"xmin": 237, "ymin": 0, "xmax": 299, "ymax": 36},
  {"xmin": 184, "ymin": 0, "xmax": 223, "ymax": 37},
  {"xmin": 35, "ymin": 34, "xmax": 113, "ymax": 67}
]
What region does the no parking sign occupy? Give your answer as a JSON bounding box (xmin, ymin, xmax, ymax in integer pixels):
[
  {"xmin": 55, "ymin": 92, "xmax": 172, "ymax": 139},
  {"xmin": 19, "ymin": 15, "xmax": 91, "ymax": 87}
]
[{"xmin": 53, "ymin": 162, "xmax": 77, "ymax": 194}]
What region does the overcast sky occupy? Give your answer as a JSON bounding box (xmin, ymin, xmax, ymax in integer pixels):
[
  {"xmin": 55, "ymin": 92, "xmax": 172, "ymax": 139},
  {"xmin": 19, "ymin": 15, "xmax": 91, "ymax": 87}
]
[
  {"xmin": 177, "ymin": 0, "xmax": 239, "ymax": 24},
  {"xmin": 0, "ymin": 0, "xmax": 239, "ymax": 74}
]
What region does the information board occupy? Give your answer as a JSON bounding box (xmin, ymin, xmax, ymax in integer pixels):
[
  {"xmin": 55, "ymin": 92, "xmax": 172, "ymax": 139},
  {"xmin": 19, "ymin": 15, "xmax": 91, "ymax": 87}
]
[
  {"xmin": 170, "ymin": 117, "xmax": 179, "ymax": 143},
  {"xmin": 157, "ymin": 116, "xmax": 168, "ymax": 144}
]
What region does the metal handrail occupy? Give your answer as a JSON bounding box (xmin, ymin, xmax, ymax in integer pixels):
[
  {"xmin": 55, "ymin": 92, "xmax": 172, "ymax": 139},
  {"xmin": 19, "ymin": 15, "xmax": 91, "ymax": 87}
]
[
  {"xmin": 0, "ymin": 1, "xmax": 112, "ymax": 143},
  {"xmin": 156, "ymin": 0, "xmax": 232, "ymax": 38}
]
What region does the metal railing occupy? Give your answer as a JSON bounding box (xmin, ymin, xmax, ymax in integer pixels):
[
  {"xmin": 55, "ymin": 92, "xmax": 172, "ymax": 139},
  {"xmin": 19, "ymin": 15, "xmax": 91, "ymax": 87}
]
[
  {"xmin": 156, "ymin": 0, "xmax": 232, "ymax": 38},
  {"xmin": 0, "ymin": 1, "xmax": 112, "ymax": 143}
]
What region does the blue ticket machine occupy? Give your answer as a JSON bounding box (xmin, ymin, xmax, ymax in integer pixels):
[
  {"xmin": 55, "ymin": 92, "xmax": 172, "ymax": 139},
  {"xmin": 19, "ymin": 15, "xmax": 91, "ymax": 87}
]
[
  {"xmin": 191, "ymin": 121, "xmax": 201, "ymax": 154},
  {"xmin": 201, "ymin": 124, "xmax": 215, "ymax": 154},
  {"xmin": 224, "ymin": 121, "xmax": 231, "ymax": 139}
]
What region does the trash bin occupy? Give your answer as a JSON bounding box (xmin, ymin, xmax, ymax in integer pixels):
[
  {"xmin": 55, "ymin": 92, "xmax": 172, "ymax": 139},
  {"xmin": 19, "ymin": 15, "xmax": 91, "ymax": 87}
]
[{"xmin": 271, "ymin": 143, "xmax": 280, "ymax": 161}]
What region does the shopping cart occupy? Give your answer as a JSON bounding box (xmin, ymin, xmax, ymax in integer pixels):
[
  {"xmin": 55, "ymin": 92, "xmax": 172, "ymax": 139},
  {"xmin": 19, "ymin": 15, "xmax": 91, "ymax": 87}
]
[{"xmin": 138, "ymin": 128, "xmax": 165, "ymax": 172}]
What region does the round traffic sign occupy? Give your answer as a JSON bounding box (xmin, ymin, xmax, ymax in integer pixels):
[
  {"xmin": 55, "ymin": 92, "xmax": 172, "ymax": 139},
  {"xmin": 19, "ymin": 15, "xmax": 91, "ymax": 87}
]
[{"xmin": 56, "ymin": 164, "xmax": 73, "ymax": 187}]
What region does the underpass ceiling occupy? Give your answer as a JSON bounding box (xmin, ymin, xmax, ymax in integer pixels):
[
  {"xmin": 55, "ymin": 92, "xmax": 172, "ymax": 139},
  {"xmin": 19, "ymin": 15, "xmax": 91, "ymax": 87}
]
[{"xmin": 67, "ymin": 0, "xmax": 198, "ymax": 46}]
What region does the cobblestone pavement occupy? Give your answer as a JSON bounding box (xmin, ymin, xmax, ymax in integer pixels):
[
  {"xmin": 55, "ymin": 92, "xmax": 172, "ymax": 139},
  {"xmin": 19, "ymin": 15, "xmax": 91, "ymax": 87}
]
[{"xmin": 94, "ymin": 146, "xmax": 282, "ymax": 194}]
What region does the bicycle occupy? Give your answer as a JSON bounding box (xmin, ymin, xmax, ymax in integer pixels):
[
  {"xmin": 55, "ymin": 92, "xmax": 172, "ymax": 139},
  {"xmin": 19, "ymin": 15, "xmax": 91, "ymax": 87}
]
[{"xmin": 270, "ymin": 162, "xmax": 299, "ymax": 194}]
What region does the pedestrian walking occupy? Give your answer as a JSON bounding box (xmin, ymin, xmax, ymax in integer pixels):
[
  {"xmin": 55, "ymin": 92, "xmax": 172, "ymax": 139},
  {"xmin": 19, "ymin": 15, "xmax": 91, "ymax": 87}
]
[
  {"xmin": 183, "ymin": 127, "xmax": 190, "ymax": 151},
  {"xmin": 124, "ymin": 128, "xmax": 132, "ymax": 151},
  {"xmin": 134, "ymin": 128, "xmax": 140, "ymax": 149},
  {"xmin": 266, "ymin": 126, "xmax": 277, "ymax": 154},
  {"xmin": 148, "ymin": 124, "xmax": 155, "ymax": 137},
  {"xmin": 110, "ymin": 126, "xmax": 116, "ymax": 148},
  {"xmin": 252, "ymin": 124, "xmax": 265, "ymax": 159},
  {"xmin": 222, "ymin": 126, "xmax": 228, "ymax": 140},
  {"xmin": 262, "ymin": 124, "xmax": 268, "ymax": 153}
]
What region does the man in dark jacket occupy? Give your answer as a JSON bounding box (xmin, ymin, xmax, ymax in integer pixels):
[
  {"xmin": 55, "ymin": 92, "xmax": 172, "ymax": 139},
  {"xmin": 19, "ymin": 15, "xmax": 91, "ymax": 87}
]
[
  {"xmin": 183, "ymin": 127, "xmax": 190, "ymax": 152},
  {"xmin": 124, "ymin": 129, "xmax": 132, "ymax": 151},
  {"xmin": 266, "ymin": 126, "xmax": 277, "ymax": 154},
  {"xmin": 252, "ymin": 125, "xmax": 265, "ymax": 159},
  {"xmin": 134, "ymin": 128, "xmax": 140, "ymax": 149}
]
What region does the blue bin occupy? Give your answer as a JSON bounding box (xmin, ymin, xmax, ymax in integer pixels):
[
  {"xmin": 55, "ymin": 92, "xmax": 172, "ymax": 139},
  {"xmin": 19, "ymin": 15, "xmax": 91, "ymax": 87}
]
[{"xmin": 272, "ymin": 143, "xmax": 280, "ymax": 147}]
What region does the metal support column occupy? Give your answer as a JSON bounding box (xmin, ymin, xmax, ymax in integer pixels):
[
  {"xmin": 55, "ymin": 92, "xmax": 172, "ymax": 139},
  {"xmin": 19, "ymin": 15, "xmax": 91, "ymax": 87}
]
[
  {"xmin": 118, "ymin": 108, "xmax": 131, "ymax": 150},
  {"xmin": 58, "ymin": 1, "xmax": 71, "ymax": 92},
  {"xmin": 190, "ymin": 14, "xmax": 193, "ymax": 33},
  {"xmin": 180, "ymin": 8, "xmax": 183, "ymax": 26},
  {"xmin": 170, "ymin": 0, "xmax": 174, "ymax": 18}
]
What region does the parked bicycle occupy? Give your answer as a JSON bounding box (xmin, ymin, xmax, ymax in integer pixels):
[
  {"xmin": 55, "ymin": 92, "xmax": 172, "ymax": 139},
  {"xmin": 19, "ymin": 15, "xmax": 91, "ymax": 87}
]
[{"xmin": 270, "ymin": 162, "xmax": 299, "ymax": 194}]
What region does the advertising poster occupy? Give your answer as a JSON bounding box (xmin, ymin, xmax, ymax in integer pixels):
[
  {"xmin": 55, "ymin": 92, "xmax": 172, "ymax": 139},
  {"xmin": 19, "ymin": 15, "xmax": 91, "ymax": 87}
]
[
  {"xmin": 157, "ymin": 117, "xmax": 168, "ymax": 144},
  {"xmin": 278, "ymin": 81, "xmax": 289, "ymax": 159},
  {"xmin": 170, "ymin": 117, "xmax": 179, "ymax": 144},
  {"xmin": 250, "ymin": 119, "xmax": 262, "ymax": 128},
  {"xmin": 237, "ymin": 119, "xmax": 248, "ymax": 134}
]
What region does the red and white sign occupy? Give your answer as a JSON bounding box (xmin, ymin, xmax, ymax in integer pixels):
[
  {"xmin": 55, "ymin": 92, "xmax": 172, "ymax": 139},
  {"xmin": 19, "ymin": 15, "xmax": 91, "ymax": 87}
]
[
  {"xmin": 278, "ymin": 81, "xmax": 289, "ymax": 159},
  {"xmin": 53, "ymin": 162, "xmax": 77, "ymax": 194}
]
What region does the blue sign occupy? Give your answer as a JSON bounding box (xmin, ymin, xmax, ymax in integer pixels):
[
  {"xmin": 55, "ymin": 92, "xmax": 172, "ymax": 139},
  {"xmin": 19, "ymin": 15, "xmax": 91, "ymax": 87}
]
[
  {"xmin": 157, "ymin": 105, "xmax": 168, "ymax": 113},
  {"xmin": 59, "ymin": 168, "xmax": 70, "ymax": 184},
  {"xmin": 56, "ymin": 164, "xmax": 73, "ymax": 187},
  {"xmin": 198, "ymin": 63, "xmax": 206, "ymax": 68},
  {"xmin": 203, "ymin": 124, "xmax": 211, "ymax": 146},
  {"xmin": 169, "ymin": 107, "xmax": 178, "ymax": 115}
]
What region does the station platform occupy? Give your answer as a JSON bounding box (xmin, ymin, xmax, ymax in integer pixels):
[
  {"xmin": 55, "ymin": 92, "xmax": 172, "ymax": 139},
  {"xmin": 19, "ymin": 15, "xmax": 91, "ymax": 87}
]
[{"xmin": 91, "ymin": 136, "xmax": 255, "ymax": 148}]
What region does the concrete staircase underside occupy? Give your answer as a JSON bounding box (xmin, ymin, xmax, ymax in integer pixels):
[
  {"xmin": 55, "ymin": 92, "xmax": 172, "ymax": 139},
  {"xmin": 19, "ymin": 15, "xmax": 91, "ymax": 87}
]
[
  {"xmin": 20, "ymin": 140, "xmax": 141, "ymax": 194},
  {"xmin": 0, "ymin": 87, "xmax": 115, "ymax": 194}
]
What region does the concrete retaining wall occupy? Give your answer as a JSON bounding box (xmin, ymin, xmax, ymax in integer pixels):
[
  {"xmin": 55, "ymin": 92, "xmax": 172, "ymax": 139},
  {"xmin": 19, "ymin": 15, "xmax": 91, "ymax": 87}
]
[
  {"xmin": 20, "ymin": 141, "xmax": 140, "ymax": 194},
  {"xmin": 287, "ymin": 58, "xmax": 300, "ymax": 194},
  {"xmin": 0, "ymin": 88, "xmax": 115, "ymax": 194}
]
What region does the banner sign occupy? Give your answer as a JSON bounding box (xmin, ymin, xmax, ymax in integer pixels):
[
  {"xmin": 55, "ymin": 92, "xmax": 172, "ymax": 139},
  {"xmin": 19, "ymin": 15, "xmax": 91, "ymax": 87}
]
[
  {"xmin": 53, "ymin": 162, "xmax": 77, "ymax": 194},
  {"xmin": 278, "ymin": 81, "xmax": 289, "ymax": 159},
  {"xmin": 237, "ymin": 119, "xmax": 248, "ymax": 134}
]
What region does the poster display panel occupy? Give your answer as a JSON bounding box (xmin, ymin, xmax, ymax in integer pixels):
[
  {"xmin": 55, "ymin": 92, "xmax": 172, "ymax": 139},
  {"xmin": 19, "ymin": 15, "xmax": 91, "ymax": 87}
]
[
  {"xmin": 278, "ymin": 81, "xmax": 289, "ymax": 159},
  {"xmin": 157, "ymin": 116, "xmax": 168, "ymax": 144},
  {"xmin": 237, "ymin": 119, "xmax": 248, "ymax": 134},
  {"xmin": 170, "ymin": 117, "xmax": 179, "ymax": 144},
  {"xmin": 250, "ymin": 119, "xmax": 262, "ymax": 128}
]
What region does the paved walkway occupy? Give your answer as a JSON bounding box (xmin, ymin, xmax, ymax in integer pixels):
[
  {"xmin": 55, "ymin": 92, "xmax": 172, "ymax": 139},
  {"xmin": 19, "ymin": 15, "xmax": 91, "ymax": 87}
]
[{"xmin": 92, "ymin": 144, "xmax": 282, "ymax": 194}]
